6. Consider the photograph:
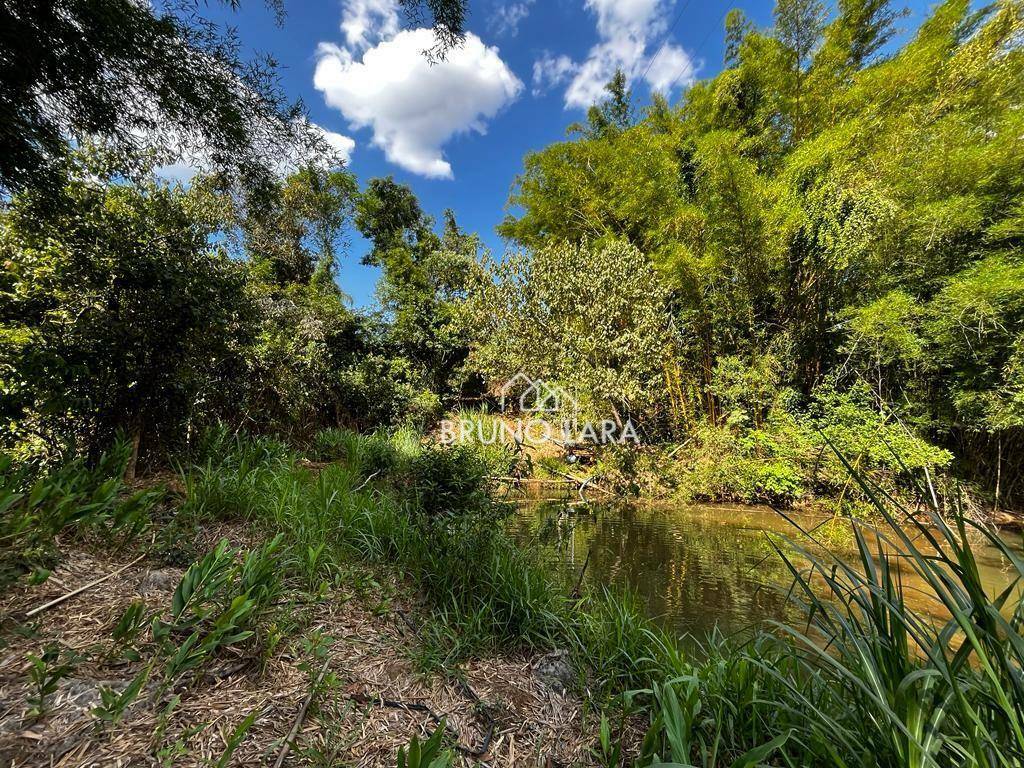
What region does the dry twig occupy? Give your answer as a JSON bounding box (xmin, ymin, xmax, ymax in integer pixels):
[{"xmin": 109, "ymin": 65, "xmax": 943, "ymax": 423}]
[{"xmin": 272, "ymin": 657, "xmax": 331, "ymax": 768}]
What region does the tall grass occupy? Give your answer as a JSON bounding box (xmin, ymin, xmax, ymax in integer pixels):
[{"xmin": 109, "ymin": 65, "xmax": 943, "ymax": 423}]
[
  {"xmin": 176, "ymin": 426, "xmax": 566, "ymax": 664},
  {"xmin": 175, "ymin": 425, "xmax": 1024, "ymax": 767},
  {"xmin": 627, "ymin": 472, "xmax": 1024, "ymax": 767}
]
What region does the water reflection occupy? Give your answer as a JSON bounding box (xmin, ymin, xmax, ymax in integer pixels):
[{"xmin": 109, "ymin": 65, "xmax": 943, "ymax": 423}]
[{"xmin": 509, "ymin": 499, "xmax": 1021, "ymax": 640}]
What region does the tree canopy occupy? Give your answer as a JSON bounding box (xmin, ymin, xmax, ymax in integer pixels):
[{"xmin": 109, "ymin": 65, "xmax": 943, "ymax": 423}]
[{"xmin": 490, "ymin": 0, "xmax": 1024, "ymax": 503}]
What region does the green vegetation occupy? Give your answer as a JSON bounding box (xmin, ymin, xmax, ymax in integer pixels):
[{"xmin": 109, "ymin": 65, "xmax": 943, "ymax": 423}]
[
  {"xmin": 5, "ymin": 0, "xmax": 1023, "ymax": 510},
  {"xmin": 2, "ymin": 0, "xmax": 1023, "ymax": 763},
  {"xmin": 3, "ymin": 426, "xmax": 1022, "ymax": 765},
  {"xmin": 480, "ymin": 0, "xmax": 1024, "ymax": 509},
  {"xmin": 0, "ymin": 0, "xmax": 468, "ymax": 198}
]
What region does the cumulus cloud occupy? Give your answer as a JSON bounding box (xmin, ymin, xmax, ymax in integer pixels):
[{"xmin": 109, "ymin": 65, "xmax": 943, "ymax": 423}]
[
  {"xmin": 643, "ymin": 43, "xmax": 695, "ymax": 94},
  {"xmin": 532, "ymin": 52, "xmax": 578, "ymax": 96},
  {"xmin": 543, "ymin": 0, "xmax": 697, "ymax": 109},
  {"xmin": 490, "ymin": 0, "xmax": 534, "ymax": 37},
  {"xmin": 314, "ymin": 20, "xmax": 522, "ymax": 179},
  {"xmin": 317, "ymin": 126, "xmax": 356, "ymax": 165}
]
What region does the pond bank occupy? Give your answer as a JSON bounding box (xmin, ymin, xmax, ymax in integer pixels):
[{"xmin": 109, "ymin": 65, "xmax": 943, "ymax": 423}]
[{"xmin": 5, "ymin": 428, "xmax": 1024, "ymax": 766}]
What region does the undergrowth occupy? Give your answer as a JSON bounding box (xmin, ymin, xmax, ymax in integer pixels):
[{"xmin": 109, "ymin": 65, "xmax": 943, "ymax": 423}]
[
  {"xmin": 8, "ymin": 424, "xmax": 1024, "ymax": 767},
  {"xmin": 193, "ymin": 426, "xmax": 1024, "ymax": 767}
]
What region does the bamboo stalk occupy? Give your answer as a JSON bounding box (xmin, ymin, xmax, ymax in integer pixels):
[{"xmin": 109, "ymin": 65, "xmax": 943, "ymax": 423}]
[
  {"xmin": 25, "ymin": 554, "xmax": 146, "ymax": 619},
  {"xmin": 272, "ymin": 657, "xmax": 330, "ymax": 768}
]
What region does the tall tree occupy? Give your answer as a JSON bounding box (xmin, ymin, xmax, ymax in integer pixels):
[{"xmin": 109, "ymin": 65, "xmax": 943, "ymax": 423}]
[
  {"xmin": 774, "ymin": 0, "xmax": 828, "ymax": 140},
  {"xmin": 356, "ymin": 180, "xmax": 482, "ymax": 401},
  {"xmin": 584, "ymin": 69, "xmax": 635, "ymax": 138},
  {"xmin": 241, "ymin": 167, "xmax": 358, "ymax": 286},
  {"xmin": 0, "ymin": 0, "xmax": 329, "ymax": 198}
]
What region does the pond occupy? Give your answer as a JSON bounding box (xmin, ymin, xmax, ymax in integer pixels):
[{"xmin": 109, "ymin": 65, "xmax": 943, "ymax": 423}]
[{"xmin": 509, "ymin": 497, "xmax": 1023, "ymax": 640}]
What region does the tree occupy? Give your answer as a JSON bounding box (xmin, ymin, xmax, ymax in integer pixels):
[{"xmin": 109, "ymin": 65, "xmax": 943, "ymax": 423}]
[
  {"xmin": 774, "ymin": 0, "xmax": 828, "ymax": 140},
  {"xmin": 582, "ymin": 69, "xmax": 635, "ymax": 138},
  {"xmin": 498, "ymin": 0, "xmax": 1024, "ymax": 502},
  {"xmin": 724, "ymin": 9, "xmax": 755, "ymax": 66},
  {"xmin": 356, "ymin": 179, "xmax": 484, "ymax": 406},
  {"xmin": 828, "ymin": 0, "xmax": 902, "ymax": 68},
  {"xmin": 355, "ymin": 177, "xmax": 434, "ymax": 266},
  {"xmin": 0, "ymin": 0, "xmax": 330, "ymax": 199},
  {"xmin": 470, "ymin": 241, "xmax": 680, "ymax": 431},
  {"xmin": 0, "ymin": 153, "xmax": 251, "ymax": 465},
  {"xmin": 239, "ymin": 166, "xmax": 358, "ymax": 286},
  {"xmin": 399, "ymin": 0, "xmax": 469, "ymax": 59}
]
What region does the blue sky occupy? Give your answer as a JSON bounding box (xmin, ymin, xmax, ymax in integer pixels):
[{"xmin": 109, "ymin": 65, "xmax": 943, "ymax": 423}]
[{"xmin": 201, "ymin": 0, "xmax": 934, "ymax": 307}]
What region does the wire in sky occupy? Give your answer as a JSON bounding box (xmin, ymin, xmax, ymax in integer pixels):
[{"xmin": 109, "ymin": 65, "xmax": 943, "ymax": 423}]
[
  {"xmin": 639, "ymin": 0, "xmax": 695, "ymax": 85},
  {"xmin": 666, "ymin": 5, "xmax": 730, "ymax": 95}
]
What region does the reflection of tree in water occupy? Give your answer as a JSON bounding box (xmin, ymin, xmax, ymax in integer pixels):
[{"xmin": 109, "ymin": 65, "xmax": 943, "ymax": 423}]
[
  {"xmin": 512, "ymin": 501, "xmax": 1021, "ymax": 641},
  {"xmin": 511, "ymin": 501, "xmax": 805, "ymax": 639}
]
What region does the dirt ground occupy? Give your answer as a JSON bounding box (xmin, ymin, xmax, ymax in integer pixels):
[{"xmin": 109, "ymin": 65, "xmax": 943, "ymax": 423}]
[{"xmin": 0, "ymin": 531, "xmax": 600, "ymax": 767}]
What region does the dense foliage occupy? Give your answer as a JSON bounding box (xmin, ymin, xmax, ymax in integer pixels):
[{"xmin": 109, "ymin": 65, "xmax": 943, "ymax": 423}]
[
  {"xmin": 0, "ymin": 152, "xmax": 475, "ymax": 465},
  {"xmin": 2, "ymin": 0, "xmax": 1022, "ymax": 510},
  {"xmin": 481, "ymin": 0, "xmax": 1024, "ymax": 506}
]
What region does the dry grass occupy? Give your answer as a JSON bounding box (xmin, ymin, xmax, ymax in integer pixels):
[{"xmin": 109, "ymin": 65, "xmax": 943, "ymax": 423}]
[{"xmin": 0, "ymin": 536, "xmax": 599, "ymax": 767}]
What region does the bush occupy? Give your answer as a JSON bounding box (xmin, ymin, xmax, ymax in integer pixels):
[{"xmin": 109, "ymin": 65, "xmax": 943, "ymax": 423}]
[
  {"xmin": 405, "ymin": 444, "xmax": 497, "ymax": 523},
  {"xmin": 310, "ymin": 428, "xmax": 400, "ymax": 478},
  {"xmin": 662, "ymin": 378, "xmax": 951, "ymax": 507},
  {"xmin": 0, "ymin": 167, "xmax": 252, "ymax": 462}
]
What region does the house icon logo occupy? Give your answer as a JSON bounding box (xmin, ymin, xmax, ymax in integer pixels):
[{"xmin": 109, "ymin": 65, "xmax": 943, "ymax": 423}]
[{"xmin": 498, "ymin": 374, "xmax": 577, "ymax": 415}]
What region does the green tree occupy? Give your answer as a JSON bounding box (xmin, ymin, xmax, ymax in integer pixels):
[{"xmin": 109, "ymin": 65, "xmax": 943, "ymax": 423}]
[
  {"xmin": 240, "ymin": 166, "xmax": 358, "ymax": 287},
  {"xmin": 584, "ymin": 69, "xmax": 634, "ymax": 138},
  {"xmin": 0, "ymin": 154, "xmax": 251, "ymax": 465},
  {"xmin": 356, "ymin": 180, "xmax": 485, "ymax": 409},
  {"xmin": 470, "ymin": 240, "xmax": 680, "ymax": 431},
  {"xmin": 0, "ymin": 0, "xmax": 325, "ymax": 198},
  {"xmin": 498, "ymin": 0, "xmax": 1024, "ymax": 502}
]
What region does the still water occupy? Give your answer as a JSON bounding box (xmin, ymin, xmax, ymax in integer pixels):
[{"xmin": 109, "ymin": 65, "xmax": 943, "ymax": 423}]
[{"xmin": 509, "ymin": 498, "xmax": 1022, "ymax": 639}]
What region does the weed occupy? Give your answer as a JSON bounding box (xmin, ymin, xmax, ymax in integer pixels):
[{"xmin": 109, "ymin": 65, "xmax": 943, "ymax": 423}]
[
  {"xmin": 212, "ymin": 707, "xmax": 261, "ymax": 768},
  {"xmin": 0, "ymin": 440, "xmax": 162, "ymax": 584},
  {"xmin": 93, "ymin": 664, "xmax": 151, "ymax": 724},
  {"xmin": 26, "ymin": 644, "xmax": 76, "ymax": 718},
  {"xmin": 110, "ymin": 600, "xmax": 149, "ymax": 659},
  {"xmin": 153, "ymin": 536, "xmax": 282, "ymax": 682},
  {"xmin": 592, "ymin": 713, "xmax": 623, "ymax": 768},
  {"xmin": 396, "ymin": 722, "xmax": 454, "ymax": 768}
]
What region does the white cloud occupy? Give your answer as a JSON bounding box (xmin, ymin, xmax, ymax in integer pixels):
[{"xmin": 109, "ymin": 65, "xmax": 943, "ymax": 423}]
[
  {"xmin": 341, "ymin": 0, "xmax": 399, "ymax": 51},
  {"xmin": 543, "ymin": 0, "xmax": 697, "ymax": 109},
  {"xmin": 314, "ymin": 26, "xmax": 522, "ymax": 179},
  {"xmin": 317, "ymin": 125, "xmax": 356, "ymax": 165},
  {"xmin": 532, "ymin": 52, "xmax": 578, "ymax": 96},
  {"xmin": 643, "ymin": 43, "xmax": 695, "ymax": 94},
  {"xmin": 491, "ymin": 0, "xmax": 534, "ymax": 37}
]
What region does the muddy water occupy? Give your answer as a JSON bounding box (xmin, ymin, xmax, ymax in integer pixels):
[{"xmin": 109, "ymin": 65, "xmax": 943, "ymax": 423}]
[{"xmin": 509, "ymin": 499, "xmax": 1023, "ymax": 639}]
